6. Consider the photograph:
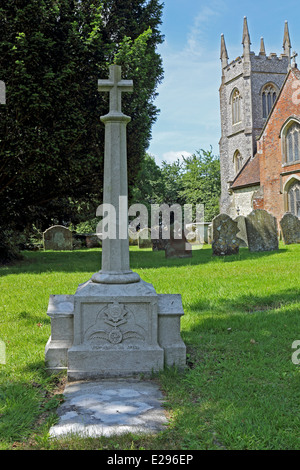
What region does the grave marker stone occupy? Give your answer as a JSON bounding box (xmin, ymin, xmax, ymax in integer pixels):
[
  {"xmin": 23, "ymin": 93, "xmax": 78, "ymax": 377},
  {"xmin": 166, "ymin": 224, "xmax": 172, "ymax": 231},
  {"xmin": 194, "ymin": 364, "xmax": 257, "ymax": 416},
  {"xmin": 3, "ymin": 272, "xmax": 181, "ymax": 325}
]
[
  {"xmin": 245, "ymin": 209, "xmax": 278, "ymax": 252},
  {"xmin": 280, "ymin": 212, "xmax": 300, "ymax": 244},
  {"xmin": 212, "ymin": 213, "xmax": 239, "ymax": 256},
  {"xmin": 235, "ymin": 215, "xmax": 248, "ymax": 247},
  {"xmin": 165, "ymin": 225, "xmax": 192, "ymax": 258},
  {"xmin": 43, "ymin": 225, "xmax": 73, "ymax": 251}
]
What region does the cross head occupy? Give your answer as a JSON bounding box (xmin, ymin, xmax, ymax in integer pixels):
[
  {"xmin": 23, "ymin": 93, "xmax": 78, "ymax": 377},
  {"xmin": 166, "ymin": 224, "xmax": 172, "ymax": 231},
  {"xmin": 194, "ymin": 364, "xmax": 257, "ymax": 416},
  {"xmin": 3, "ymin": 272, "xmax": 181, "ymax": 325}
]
[
  {"xmin": 291, "ymin": 51, "xmax": 298, "ymax": 67},
  {"xmin": 98, "ymin": 65, "xmax": 133, "ymax": 114}
]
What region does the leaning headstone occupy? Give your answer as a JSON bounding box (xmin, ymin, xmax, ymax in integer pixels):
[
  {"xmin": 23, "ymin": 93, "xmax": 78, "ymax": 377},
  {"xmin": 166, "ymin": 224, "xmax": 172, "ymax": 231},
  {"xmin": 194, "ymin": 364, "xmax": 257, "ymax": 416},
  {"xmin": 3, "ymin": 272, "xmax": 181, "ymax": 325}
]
[
  {"xmin": 235, "ymin": 215, "xmax": 248, "ymax": 247},
  {"xmin": 212, "ymin": 213, "xmax": 239, "ymax": 256},
  {"xmin": 280, "ymin": 212, "xmax": 300, "ymax": 244},
  {"xmin": 245, "ymin": 209, "xmax": 278, "ymax": 252},
  {"xmin": 165, "ymin": 225, "xmax": 192, "ymax": 259},
  {"xmin": 43, "ymin": 225, "xmax": 73, "ymax": 251}
]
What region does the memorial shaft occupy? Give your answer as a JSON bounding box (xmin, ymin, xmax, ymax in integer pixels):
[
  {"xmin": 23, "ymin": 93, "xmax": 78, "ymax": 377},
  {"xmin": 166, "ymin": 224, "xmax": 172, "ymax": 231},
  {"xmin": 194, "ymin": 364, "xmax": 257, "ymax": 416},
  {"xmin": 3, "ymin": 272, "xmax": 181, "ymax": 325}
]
[{"xmin": 92, "ymin": 65, "xmax": 139, "ymax": 284}]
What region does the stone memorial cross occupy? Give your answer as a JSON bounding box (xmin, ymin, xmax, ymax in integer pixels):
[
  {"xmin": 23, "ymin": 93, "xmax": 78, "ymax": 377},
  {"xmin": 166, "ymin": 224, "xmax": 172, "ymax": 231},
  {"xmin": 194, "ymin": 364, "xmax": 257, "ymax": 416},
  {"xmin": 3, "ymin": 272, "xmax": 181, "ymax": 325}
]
[
  {"xmin": 98, "ymin": 64, "xmax": 133, "ymax": 114},
  {"xmin": 92, "ymin": 65, "xmax": 140, "ymax": 284},
  {"xmin": 45, "ymin": 65, "xmax": 186, "ymax": 379}
]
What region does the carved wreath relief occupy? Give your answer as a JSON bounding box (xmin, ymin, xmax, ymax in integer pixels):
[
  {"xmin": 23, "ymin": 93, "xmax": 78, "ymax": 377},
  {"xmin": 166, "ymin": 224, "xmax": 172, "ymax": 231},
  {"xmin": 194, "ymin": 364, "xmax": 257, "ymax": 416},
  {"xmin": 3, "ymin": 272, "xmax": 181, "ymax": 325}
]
[{"xmin": 84, "ymin": 301, "xmax": 146, "ymax": 349}]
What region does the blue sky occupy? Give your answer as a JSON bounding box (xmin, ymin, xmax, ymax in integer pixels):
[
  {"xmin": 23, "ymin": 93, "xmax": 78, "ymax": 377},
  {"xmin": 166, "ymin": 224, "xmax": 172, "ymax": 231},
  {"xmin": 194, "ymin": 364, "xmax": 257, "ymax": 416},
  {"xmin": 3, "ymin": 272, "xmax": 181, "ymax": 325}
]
[{"xmin": 148, "ymin": 0, "xmax": 300, "ymax": 165}]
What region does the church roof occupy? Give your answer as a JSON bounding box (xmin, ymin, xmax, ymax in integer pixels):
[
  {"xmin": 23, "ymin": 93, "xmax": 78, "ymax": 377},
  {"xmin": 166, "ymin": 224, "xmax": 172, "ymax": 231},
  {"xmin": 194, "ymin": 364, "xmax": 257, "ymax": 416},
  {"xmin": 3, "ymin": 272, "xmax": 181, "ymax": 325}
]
[{"xmin": 231, "ymin": 154, "xmax": 260, "ymax": 190}]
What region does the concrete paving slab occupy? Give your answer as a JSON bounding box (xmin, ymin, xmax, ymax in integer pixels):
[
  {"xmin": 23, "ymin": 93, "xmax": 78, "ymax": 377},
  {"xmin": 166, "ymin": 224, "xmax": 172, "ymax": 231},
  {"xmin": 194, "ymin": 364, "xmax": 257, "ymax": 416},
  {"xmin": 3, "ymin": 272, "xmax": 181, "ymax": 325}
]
[{"xmin": 49, "ymin": 379, "xmax": 168, "ymax": 438}]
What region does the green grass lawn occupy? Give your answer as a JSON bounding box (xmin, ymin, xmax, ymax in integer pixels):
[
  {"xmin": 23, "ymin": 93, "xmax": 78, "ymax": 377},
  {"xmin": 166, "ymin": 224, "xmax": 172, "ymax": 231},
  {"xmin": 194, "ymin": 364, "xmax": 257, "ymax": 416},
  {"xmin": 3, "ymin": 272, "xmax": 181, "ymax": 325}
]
[{"xmin": 0, "ymin": 244, "xmax": 300, "ymax": 450}]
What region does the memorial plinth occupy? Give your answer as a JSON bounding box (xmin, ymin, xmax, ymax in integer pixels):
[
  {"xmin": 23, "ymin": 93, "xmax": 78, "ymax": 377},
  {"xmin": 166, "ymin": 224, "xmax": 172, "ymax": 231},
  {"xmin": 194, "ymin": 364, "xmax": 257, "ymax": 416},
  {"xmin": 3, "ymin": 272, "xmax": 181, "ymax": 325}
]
[{"xmin": 45, "ymin": 65, "xmax": 186, "ymax": 380}]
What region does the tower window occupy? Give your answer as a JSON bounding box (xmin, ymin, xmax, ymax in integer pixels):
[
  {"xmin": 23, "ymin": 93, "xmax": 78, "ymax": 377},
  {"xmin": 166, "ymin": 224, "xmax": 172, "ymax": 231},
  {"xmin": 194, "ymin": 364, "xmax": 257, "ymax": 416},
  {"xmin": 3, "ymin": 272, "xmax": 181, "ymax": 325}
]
[
  {"xmin": 262, "ymin": 84, "xmax": 277, "ymax": 118},
  {"xmin": 288, "ymin": 182, "xmax": 300, "ymax": 217},
  {"xmin": 232, "ymin": 89, "xmax": 242, "ymax": 125}
]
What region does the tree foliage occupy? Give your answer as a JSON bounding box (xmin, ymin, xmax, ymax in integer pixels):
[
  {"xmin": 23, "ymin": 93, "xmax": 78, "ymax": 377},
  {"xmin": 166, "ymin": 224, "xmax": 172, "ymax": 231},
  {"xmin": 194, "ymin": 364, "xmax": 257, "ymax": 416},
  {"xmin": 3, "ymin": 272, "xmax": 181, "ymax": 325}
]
[
  {"xmin": 0, "ymin": 0, "xmax": 164, "ymax": 246},
  {"xmin": 180, "ymin": 148, "xmax": 221, "ymax": 221},
  {"xmin": 132, "ymin": 149, "xmax": 221, "ymax": 223},
  {"xmin": 0, "ymin": 0, "xmax": 105, "ymax": 232}
]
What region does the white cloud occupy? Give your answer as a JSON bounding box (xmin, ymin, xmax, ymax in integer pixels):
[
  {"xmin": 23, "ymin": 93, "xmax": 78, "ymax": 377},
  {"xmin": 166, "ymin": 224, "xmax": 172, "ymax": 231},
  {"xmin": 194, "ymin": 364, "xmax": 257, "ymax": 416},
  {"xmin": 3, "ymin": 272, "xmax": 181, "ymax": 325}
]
[
  {"xmin": 186, "ymin": 6, "xmax": 220, "ymax": 57},
  {"xmin": 184, "ymin": 1, "xmax": 226, "ymax": 58},
  {"xmin": 161, "ymin": 150, "xmax": 192, "ymax": 163}
]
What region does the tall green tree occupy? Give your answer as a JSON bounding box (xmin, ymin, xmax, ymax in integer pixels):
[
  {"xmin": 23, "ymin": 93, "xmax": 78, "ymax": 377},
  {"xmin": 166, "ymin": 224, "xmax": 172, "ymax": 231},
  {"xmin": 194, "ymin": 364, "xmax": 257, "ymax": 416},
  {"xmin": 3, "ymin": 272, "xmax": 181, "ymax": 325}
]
[
  {"xmin": 0, "ymin": 0, "xmax": 164, "ymax": 261},
  {"xmin": 0, "ymin": 0, "xmax": 106, "ymax": 232},
  {"xmin": 180, "ymin": 148, "xmax": 221, "ymax": 222},
  {"xmin": 132, "ymin": 155, "xmax": 185, "ymax": 208},
  {"xmin": 131, "ymin": 153, "xmax": 163, "ymax": 208},
  {"xmin": 159, "ymin": 159, "xmax": 184, "ymax": 206}
]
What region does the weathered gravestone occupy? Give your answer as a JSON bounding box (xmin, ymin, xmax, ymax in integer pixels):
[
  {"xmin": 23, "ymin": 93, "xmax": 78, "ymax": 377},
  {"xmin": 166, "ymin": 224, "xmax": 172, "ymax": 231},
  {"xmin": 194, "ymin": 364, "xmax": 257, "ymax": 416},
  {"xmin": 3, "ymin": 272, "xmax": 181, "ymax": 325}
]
[
  {"xmin": 45, "ymin": 65, "xmax": 186, "ymax": 380},
  {"xmin": 43, "ymin": 225, "xmax": 73, "ymax": 251},
  {"xmin": 280, "ymin": 212, "xmax": 300, "ymax": 244},
  {"xmin": 235, "ymin": 215, "xmax": 248, "ymax": 247},
  {"xmin": 212, "ymin": 213, "xmax": 239, "ymax": 256},
  {"xmin": 245, "ymin": 209, "xmax": 278, "ymax": 252},
  {"xmin": 165, "ymin": 225, "xmax": 192, "ymax": 259}
]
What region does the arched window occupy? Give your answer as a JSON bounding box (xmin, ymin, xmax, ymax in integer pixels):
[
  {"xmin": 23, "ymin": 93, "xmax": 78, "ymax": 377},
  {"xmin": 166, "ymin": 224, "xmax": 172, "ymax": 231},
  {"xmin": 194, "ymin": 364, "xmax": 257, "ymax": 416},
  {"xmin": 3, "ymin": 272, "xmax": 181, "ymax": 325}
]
[
  {"xmin": 232, "ymin": 89, "xmax": 241, "ymax": 125},
  {"xmin": 286, "ymin": 122, "xmax": 300, "ymax": 163},
  {"xmin": 288, "ymin": 182, "xmax": 300, "ymax": 217},
  {"xmin": 262, "ymin": 84, "xmax": 277, "ymax": 118},
  {"xmin": 233, "ymin": 150, "xmax": 243, "ymax": 174}
]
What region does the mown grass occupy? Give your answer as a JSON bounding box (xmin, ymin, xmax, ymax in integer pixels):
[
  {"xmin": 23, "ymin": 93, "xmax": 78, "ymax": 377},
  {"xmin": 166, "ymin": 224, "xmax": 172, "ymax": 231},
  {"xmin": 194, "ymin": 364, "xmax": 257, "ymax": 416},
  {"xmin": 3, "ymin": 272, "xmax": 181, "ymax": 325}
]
[{"xmin": 0, "ymin": 244, "xmax": 300, "ymax": 450}]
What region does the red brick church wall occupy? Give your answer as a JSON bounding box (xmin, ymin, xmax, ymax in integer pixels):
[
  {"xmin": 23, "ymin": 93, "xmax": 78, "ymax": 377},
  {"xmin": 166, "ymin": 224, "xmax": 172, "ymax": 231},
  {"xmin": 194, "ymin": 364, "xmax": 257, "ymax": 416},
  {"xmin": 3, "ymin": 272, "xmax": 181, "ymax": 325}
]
[{"xmin": 256, "ymin": 69, "xmax": 300, "ymax": 222}]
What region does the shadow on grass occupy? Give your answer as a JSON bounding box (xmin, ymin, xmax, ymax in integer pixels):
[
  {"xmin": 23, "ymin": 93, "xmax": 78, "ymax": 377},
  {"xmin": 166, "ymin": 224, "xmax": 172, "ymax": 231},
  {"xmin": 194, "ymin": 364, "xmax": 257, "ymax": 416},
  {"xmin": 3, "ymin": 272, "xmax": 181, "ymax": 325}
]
[
  {"xmin": 187, "ymin": 288, "xmax": 300, "ymax": 316},
  {"xmin": 18, "ymin": 310, "xmax": 51, "ymax": 325},
  {"xmin": 0, "ymin": 245, "xmax": 289, "ymax": 276},
  {"xmin": 184, "ymin": 301, "xmax": 300, "ymax": 336},
  {"xmin": 159, "ymin": 304, "xmax": 300, "ymax": 450}
]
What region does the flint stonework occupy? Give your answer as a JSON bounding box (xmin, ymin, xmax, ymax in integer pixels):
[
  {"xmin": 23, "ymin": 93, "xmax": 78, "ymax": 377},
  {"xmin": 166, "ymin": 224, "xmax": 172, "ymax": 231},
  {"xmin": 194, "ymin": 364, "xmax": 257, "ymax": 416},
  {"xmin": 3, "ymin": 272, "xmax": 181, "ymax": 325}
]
[{"xmin": 219, "ymin": 18, "xmax": 290, "ymax": 218}]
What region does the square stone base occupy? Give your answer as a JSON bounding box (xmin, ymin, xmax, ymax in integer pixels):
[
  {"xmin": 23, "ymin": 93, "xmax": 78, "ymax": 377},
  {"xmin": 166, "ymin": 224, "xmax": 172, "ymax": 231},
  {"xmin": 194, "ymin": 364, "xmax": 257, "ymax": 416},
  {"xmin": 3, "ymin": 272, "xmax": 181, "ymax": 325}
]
[
  {"xmin": 67, "ymin": 344, "xmax": 164, "ymax": 381},
  {"xmin": 45, "ymin": 279, "xmax": 186, "ymax": 379}
]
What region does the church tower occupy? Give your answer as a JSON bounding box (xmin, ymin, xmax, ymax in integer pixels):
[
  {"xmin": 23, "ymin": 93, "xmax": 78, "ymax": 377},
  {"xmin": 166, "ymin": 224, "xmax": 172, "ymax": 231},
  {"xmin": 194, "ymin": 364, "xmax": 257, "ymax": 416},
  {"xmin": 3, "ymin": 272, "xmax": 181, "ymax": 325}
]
[{"xmin": 219, "ymin": 18, "xmax": 291, "ymax": 216}]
